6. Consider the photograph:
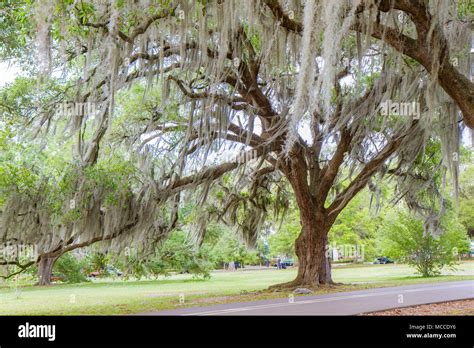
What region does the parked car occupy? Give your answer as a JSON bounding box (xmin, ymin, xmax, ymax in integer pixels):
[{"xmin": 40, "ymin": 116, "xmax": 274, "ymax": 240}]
[
  {"xmin": 105, "ymin": 266, "xmax": 123, "ymax": 276},
  {"xmin": 373, "ymin": 257, "xmax": 394, "ymax": 264},
  {"xmin": 88, "ymin": 266, "xmax": 123, "ymax": 278},
  {"xmin": 88, "ymin": 271, "xmax": 101, "ymax": 278},
  {"xmin": 272, "ymin": 259, "xmax": 294, "ymax": 269}
]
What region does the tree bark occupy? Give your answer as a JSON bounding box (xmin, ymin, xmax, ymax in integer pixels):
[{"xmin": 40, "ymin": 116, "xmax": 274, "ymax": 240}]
[
  {"xmin": 293, "ymin": 213, "xmax": 333, "ymax": 286},
  {"xmin": 318, "ymin": 234, "xmax": 333, "ymax": 284},
  {"xmin": 37, "ymin": 255, "xmax": 58, "ymax": 286},
  {"xmin": 272, "ymin": 210, "xmax": 333, "ymax": 289},
  {"xmin": 437, "ymin": 60, "xmax": 474, "ymax": 129},
  {"xmin": 272, "ymin": 158, "xmax": 334, "ymax": 288},
  {"xmin": 268, "ymin": 145, "xmax": 335, "ymax": 289}
]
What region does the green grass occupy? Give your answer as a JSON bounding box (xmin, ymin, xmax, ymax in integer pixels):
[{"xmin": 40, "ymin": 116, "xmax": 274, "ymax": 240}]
[{"xmin": 0, "ymin": 262, "xmax": 473, "ymax": 315}]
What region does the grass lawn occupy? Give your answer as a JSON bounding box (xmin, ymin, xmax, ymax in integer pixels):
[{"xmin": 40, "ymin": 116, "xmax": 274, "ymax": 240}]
[{"xmin": 0, "ymin": 261, "xmax": 473, "ymax": 315}]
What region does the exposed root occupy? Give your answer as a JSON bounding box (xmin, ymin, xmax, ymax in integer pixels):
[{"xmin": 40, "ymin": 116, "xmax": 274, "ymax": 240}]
[
  {"xmin": 268, "ymin": 279, "xmax": 307, "ymax": 291},
  {"xmin": 269, "ymin": 278, "xmax": 343, "ymax": 292}
]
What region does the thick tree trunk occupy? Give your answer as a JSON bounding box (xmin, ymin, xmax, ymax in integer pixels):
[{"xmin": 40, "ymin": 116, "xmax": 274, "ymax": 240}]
[
  {"xmin": 271, "ymin": 197, "xmax": 334, "ymax": 289},
  {"xmin": 292, "ymin": 218, "xmax": 332, "ymax": 287},
  {"xmin": 269, "ymin": 150, "xmax": 335, "ymax": 289},
  {"xmin": 37, "ymin": 255, "xmax": 58, "ymax": 286}
]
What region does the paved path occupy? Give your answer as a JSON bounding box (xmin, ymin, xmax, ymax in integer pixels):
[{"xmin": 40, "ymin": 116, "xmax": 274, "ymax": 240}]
[{"xmin": 142, "ymin": 280, "xmax": 474, "ymax": 315}]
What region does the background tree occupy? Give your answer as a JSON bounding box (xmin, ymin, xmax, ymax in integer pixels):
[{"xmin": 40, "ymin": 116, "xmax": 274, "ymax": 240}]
[
  {"xmin": 459, "ymin": 162, "xmax": 474, "ymax": 237},
  {"xmin": 379, "ymin": 210, "xmax": 470, "ymax": 277},
  {"xmin": 268, "ymin": 209, "xmax": 300, "ymax": 259}
]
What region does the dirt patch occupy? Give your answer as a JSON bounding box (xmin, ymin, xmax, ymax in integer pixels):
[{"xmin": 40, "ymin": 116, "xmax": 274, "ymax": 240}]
[{"xmin": 363, "ymin": 299, "xmax": 474, "ymax": 316}]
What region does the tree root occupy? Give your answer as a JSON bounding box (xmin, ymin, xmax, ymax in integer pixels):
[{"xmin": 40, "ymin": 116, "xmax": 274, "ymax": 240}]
[{"xmin": 269, "ymin": 279, "xmax": 343, "ymax": 292}]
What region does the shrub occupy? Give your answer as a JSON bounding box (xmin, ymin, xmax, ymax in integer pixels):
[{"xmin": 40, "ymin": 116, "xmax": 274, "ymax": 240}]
[
  {"xmin": 53, "ymin": 252, "xmax": 88, "ymax": 283},
  {"xmin": 83, "ymin": 252, "xmax": 110, "ymax": 274},
  {"xmin": 379, "ymin": 211, "xmax": 470, "ymax": 277},
  {"xmin": 120, "ymin": 231, "xmax": 212, "ymax": 280}
]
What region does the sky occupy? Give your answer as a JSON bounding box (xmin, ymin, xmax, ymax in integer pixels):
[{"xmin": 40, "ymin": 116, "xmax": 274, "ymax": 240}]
[{"xmin": 0, "ymin": 61, "xmax": 21, "ymax": 87}]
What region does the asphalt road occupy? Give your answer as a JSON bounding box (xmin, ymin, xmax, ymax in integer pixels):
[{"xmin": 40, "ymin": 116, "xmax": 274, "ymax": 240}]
[{"xmin": 143, "ymin": 280, "xmax": 474, "ymax": 316}]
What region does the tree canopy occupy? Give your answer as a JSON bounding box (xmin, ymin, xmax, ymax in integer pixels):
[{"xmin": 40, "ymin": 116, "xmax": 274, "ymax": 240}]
[{"xmin": 0, "ymin": 0, "xmax": 473, "ymax": 287}]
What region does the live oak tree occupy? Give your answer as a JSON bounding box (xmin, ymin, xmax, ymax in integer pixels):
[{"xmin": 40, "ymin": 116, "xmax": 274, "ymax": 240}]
[
  {"xmin": 1, "ymin": 0, "xmax": 471, "ymax": 287},
  {"xmin": 0, "ymin": 79, "xmax": 180, "ymax": 285}
]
